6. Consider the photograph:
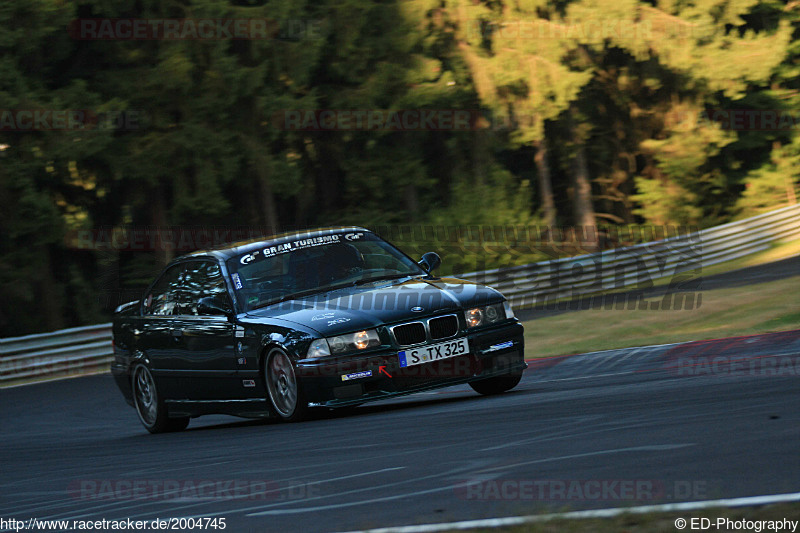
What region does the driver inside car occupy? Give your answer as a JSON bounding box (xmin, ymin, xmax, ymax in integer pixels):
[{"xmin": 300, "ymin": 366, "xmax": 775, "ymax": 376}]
[{"xmin": 322, "ymin": 243, "xmax": 364, "ymax": 283}]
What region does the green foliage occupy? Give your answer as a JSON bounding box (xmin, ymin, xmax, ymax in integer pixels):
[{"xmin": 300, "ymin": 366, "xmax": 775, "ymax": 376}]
[
  {"xmin": 433, "ymin": 165, "xmax": 538, "ymax": 227},
  {"xmin": 631, "ymin": 175, "xmax": 703, "ymax": 226},
  {"xmin": 735, "ymin": 141, "xmax": 800, "ymax": 218},
  {"xmin": 0, "ymin": 0, "xmax": 798, "ymax": 335},
  {"xmin": 416, "ymin": 165, "xmax": 546, "ymax": 275}
]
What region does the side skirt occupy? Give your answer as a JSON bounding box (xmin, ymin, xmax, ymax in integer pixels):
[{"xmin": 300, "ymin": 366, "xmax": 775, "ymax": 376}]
[{"xmin": 165, "ymin": 399, "xmax": 271, "ymax": 418}]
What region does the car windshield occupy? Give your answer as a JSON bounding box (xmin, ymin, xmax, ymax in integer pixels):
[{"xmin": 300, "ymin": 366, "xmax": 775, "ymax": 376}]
[{"xmin": 226, "ymin": 232, "xmax": 426, "ymax": 311}]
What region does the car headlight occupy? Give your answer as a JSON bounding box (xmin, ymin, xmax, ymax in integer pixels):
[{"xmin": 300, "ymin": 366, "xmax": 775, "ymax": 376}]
[
  {"xmin": 329, "ymin": 329, "xmax": 381, "ymax": 353},
  {"xmin": 306, "ymin": 338, "xmax": 331, "ymax": 358},
  {"xmin": 307, "ymin": 329, "xmax": 381, "ymax": 358},
  {"xmin": 465, "ymin": 303, "xmax": 507, "ymax": 328},
  {"xmin": 503, "ymin": 300, "xmax": 515, "ymax": 319}
]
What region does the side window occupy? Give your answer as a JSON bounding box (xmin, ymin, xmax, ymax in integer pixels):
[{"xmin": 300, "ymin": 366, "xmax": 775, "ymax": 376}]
[
  {"xmin": 357, "ymin": 241, "xmax": 408, "ymax": 272},
  {"xmin": 143, "ymin": 264, "xmax": 185, "ymax": 316},
  {"xmin": 182, "ymin": 260, "xmax": 231, "ymax": 316}
]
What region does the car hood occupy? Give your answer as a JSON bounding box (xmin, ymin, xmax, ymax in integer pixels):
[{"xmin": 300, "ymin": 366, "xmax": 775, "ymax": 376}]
[{"xmin": 245, "ymin": 277, "xmax": 504, "ymax": 335}]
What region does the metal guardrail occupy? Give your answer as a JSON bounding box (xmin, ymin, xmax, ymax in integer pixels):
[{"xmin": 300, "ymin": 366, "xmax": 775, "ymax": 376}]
[
  {"xmin": 0, "ymin": 323, "xmax": 112, "ymax": 386},
  {"xmin": 1, "ymin": 204, "xmax": 799, "ymax": 386},
  {"xmin": 460, "ymin": 203, "xmax": 800, "ymax": 307}
]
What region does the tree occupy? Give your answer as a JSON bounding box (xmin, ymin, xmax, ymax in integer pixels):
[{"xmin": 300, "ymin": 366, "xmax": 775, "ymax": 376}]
[{"xmin": 449, "ymin": 0, "xmax": 594, "ymax": 228}]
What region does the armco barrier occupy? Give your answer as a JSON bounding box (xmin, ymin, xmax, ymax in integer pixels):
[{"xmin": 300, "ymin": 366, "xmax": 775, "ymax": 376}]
[
  {"xmin": 460, "ymin": 203, "xmax": 800, "ymax": 306},
  {"xmin": 1, "ymin": 204, "xmax": 799, "ymax": 386},
  {"xmin": 0, "ymin": 323, "xmax": 112, "ymax": 386}
]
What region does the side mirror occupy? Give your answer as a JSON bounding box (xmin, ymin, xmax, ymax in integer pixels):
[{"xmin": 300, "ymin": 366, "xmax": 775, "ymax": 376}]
[
  {"xmin": 418, "ymin": 252, "xmax": 441, "ymax": 276},
  {"xmin": 197, "ymin": 297, "xmax": 233, "ymax": 319}
]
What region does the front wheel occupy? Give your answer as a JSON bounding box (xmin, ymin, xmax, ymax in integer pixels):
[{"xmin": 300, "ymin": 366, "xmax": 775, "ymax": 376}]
[
  {"xmin": 469, "ymin": 371, "xmax": 523, "ymax": 396},
  {"xmin": 132, "ymin": 364, "xmax": 189, "ymax": 433},
  {"xmin": 264, "ymin": 348, "xmax": 309, "ymax": 422}
]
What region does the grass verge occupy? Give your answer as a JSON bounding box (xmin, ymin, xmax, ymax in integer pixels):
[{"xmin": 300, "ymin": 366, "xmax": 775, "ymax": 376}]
[{"xmin": 522, "ymin": 274, "xmax": 800, "ymax": 358}]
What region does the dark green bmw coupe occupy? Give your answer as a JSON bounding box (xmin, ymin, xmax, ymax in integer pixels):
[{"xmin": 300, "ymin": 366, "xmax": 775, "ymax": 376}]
[{"xmin": 112, "ymin": 227, "xmax": 526, "ymax": 433}]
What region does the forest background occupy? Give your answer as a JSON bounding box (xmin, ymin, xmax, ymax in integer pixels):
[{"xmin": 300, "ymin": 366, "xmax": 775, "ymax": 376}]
[{"xmin": 1, "ymin": 0, "xmax": 798, "ymax": 335}]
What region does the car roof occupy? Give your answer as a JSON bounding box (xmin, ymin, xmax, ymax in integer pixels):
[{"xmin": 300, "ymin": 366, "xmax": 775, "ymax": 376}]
[{"xmin": 180, "ymin": 226, "xmax": 372, "ymax": 261}]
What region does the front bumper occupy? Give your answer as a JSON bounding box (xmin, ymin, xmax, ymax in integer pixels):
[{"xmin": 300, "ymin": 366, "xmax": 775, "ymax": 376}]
[{"xmin": 296, "ymin": 321, "xmax": 526, "ymax": 407}]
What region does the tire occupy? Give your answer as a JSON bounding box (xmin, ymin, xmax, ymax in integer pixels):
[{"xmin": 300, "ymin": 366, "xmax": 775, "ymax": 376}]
[
  {"xmin": 132, "ymin": 364, "xmax": 189, "ymax": 434},
  {"xmin": 469, "ymin": 371, "xmax": 523, "ymax": 396},
  {"xmin": 264, "ymin": 347, "xmax": 309, "ymax": 422}
]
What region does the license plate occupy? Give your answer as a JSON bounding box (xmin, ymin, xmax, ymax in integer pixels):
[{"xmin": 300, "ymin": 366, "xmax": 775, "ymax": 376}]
[{"xmin": 398, "ymin": 338, "xmax": 469, "ymax": 368}]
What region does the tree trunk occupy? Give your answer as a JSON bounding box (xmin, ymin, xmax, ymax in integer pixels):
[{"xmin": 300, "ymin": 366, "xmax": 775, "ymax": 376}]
[
  {"xmin": 533, "ymin": 139, "xmax": 556, "ymax": 229},
  {"xmin": 774, "ymin": 141, "xmax": 798, "ymax": 205},
  {"xmin": 39, "ymin": 247, "xmax": 64, "ymax": 331},
  {"xmin": 257, "ymin": 169, "xmax": 279, "ymax": 235},
  {"xmin": 151, "ymin": 182, "xmax": 172, "ymax": 266},
  {"xmin": 569, "ymin": 111, "xmax": 600, "ymax": 252},
  {"xmin": 404, "ymin": 184, "xmax": 420, "ymax": 222},
  {"xmin": 472, "ymin": 130, "xmax": 489, "ymax": 186},
  {"xmin": 314, "ymin": 137, "xmax": 343, "ymax": 216}
]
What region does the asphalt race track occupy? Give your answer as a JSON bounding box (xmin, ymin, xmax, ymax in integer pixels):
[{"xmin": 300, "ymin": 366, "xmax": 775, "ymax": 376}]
[{"xmin": 2, "ymin": 328, "xmax": 800, "ymax": 532}]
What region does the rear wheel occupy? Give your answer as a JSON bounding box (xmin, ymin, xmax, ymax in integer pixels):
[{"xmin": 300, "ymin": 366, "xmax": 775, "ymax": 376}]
[
  {"xmin": 264, "ymin": 348, "xmax": 309, "ymax": 422},
  {"xmin": 132, "ymin": 364, "xmax": 189, "ymax": 433},
  {"xmin": 469, "ymin": 371, "xmax": 523, "ymax": 396}
]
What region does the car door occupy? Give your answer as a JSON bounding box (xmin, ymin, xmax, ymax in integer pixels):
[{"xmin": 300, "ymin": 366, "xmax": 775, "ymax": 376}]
[
  {"xmin": 139, "ymin": 262, "xmax": 188, "ymax": 397},
  {"xmin": 173, "ymin": 259, "xmax": 239, "ymax": 400}
]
